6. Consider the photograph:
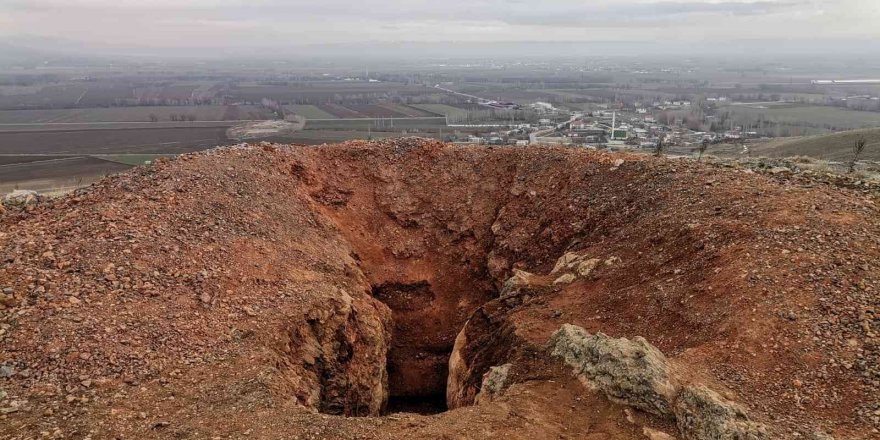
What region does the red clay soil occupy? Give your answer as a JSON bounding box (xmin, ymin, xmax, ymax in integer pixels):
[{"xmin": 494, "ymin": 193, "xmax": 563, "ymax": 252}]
[{"xmin": 0, "ymin": 139, "xmax": 878, "ymax": 439}]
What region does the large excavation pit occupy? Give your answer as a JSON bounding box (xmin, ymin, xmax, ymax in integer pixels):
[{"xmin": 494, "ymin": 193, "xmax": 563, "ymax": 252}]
[{"xmin": 1, "ymin": 139, "xmax": 877, "ymax": 439}]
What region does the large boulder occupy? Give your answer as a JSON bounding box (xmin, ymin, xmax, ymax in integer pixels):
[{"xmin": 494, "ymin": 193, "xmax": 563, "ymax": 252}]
[
  {"xmin": 2, "ymin": 190, "xmax": 42, "ymax": 208},
  {"xmin": 549, "ymin": 323, "xmax": 678, "ymax": 417}
]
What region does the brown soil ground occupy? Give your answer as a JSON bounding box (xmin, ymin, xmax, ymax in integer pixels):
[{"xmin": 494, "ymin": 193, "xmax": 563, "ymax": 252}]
[{"xmin": 0, "ymin": 139, "xmax": 878, "ymax": 439}]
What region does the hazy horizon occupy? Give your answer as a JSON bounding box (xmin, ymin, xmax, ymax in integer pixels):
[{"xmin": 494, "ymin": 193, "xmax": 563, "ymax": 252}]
[{"xmin": 1, "ymin": 0, "xmax": 879, "ymax": 62}]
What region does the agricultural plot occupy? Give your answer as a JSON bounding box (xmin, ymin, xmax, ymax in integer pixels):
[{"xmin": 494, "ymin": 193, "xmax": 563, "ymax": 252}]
[
  {"xmin": 410, "ymin": 104, "xmax": 470, "ymax": 118},
  {"xmin": 343, "ymin": 104, "xmax": 411, "ymax": 118},
  {"xmin": 134, "ymin": 84, "xmax": 202, "ymax": 104},
  {"xmin": 93, "ymin": 154, "xmax": 173, "ymax": 166},
  {"xmin": 318, "ymin": 104, "xmax": 366, "ymax": 118},
  {"xmin": 747, "ymin": 127, "xmax": 880, "ymax": 161},
  {"xmin": 304, "ymin": 117, "xmax": 447, "ymax": 130},
  {"xmin": 284, "ymin": 105, "xmax": 338, "ymax": 119},
  {"xmin": 0, "ymin": 106, "xmax": 234, "ymax": 123},
  {"xmin": 0, "ymin": 156, "xmax": 132, "ymax": 194},
  {"xmin": 77, "ymin": 85, "xmax": 136, "ymax": 107},
  {"xmin": 226, "ymin": 82, "xmax": 419, "ymax": 104},
  {"xmin": 283, "ymin": 130, "xmax": 434, "ymax": 145},
  {"xmin": 220, "ymin": 105, "xmax": 274, "ymax": 121},
  {"xmin": 0, "ymin": 84, "xmax": 89, "ymax": 109},
  {"xmin": 720, "ymin": 104, "xmax": 880, "ymax": 131},
  {"xmin": 379, "ymin": 103, "xmax": 437, "ymax": 117},
  {"xmin": 0, "ymin": 126, "xmax": 232, "ymax": 155}
]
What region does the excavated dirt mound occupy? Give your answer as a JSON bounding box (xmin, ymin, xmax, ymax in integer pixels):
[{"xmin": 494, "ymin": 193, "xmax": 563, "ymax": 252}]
[{"xmin": 0, "ymin": 139, "xmax": 878, "ymax": 439}]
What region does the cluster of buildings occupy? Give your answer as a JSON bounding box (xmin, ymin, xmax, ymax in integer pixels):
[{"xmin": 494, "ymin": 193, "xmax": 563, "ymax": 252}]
[{"xmin": 454, "ymin": 101, "xmax": 759, "ymax": 153}]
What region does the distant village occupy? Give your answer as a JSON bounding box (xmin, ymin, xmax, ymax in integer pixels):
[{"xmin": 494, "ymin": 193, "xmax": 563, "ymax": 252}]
[{"xmin": 450, "ymin": 98, "xmax": 756, "ymax": 154}]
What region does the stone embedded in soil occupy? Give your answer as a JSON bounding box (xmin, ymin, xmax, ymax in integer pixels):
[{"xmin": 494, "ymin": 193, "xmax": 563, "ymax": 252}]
[
  {"xmin": 674, "ymin": 385, "xmax": 769, "ymax": 440},
  {"xmin": 550, "ymin": 324, "xmax": 770, "ymax": 440},
  {"xmin": 550, "ymin": 324, "xmax": 678, "ymax": 417},
  {"xmin": 474, "ymin": 363, "xmax": 513, "ymax": 405}
]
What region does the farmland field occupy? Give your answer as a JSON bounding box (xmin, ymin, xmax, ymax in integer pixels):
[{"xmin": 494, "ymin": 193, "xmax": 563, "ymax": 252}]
[
  {"xmin": 0, "ymin": 156, "xmax": 132, "ymax": 193},
  {"xmin": 282, "ymin": 130, "xmax": 440, "ymax": 145},
  {"xmin": 344, "ymin": 104, "xmax": 410, "ymax": 118},
  {"xmin": 77, "ymin": 85, "xmax": 136, "ymax": 107},
  {"xmin": 380, "ymin": 103, "xmax": 437, "ymax": 117},
  {"xmin": 720, "ymin": 104, "xmax": 880, "ymax": 131},
  {"xmin": 0, "ymin": 105, "xmax": 268, "ymax": 124},
  {"xmin": 303, "ymin": 117, "xmax": 447, "ymax": 130},
  {"xmin": 93, "ymin": 153, "xmax": 173, "ymax": 166},
  {"xmin": 0, "ymin": 85, "xmax": 90, "ymax": 109},
  {"xmin": 284, "ymin": 105, "xmax": 338, "ymax": 119},
  {"xmin": 318, "ymin": 104, "xmax": 366, "ymax": 118},
  {"xmin": 410, "ymin": 104, "xmax": 470, "ymax": 118},
  {"xmin": 746, "ymin": 127, "xmax": 880, "ymax": 161},
  {"xmin": 0, "ymin": 126, "xmax": 232, "ymax": 155},
  {"xmin": 225, "ymin": 82, "xmax": 428, "ymax": 103}
]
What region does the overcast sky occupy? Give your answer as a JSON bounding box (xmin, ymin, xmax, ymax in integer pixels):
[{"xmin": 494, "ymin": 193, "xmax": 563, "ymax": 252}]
[{"xmin": 1, "ymin": 0, "xmax": 878, "ymax": 54}]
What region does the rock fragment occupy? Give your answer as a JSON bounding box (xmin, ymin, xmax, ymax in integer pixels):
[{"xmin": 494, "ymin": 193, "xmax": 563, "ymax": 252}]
[
  {"xmin": 474, "ymin": 363, "xmax": 512, "ymax": 405},
  {"xmin": 550, "ymin": 324, "xmax": 677, "ymax": 416},
  {"xmin": 673, "ymin": 385, "xmax": 768, "ymax": 440},
  {"xmin": 550, "ymin": 324, "xmax": 771, "ymax": 440}
]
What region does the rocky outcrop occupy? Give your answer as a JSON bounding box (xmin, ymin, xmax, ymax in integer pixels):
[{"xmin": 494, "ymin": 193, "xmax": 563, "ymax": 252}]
[
  {"xmin": 446, "ymin": 303, "xmax": 520, "ymax": 409},
  {"xmin": 549, "ymin": 324, "xmax": 677, "ymax": 417},
  {"xmin": 447, "ymin": 319, "xmax": 479, "ymax": 409},
  {"xmin": 284, "ymin": 287, "xmax": 392, "ymax": 417},
  {"xmin": 550, "ymin": 324, "xmax": 769, "ymax": 440}
]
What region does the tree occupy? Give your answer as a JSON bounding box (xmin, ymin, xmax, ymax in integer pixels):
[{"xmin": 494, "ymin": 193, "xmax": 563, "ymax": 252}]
[
  {"xmin": 698, "ymin": 138, "xmax": 710, "ymax": 161},
  {"xmin": 849, "ymin": 137, "xmax": 867, "ymax": 173},
  {"xmin": 186, "ymin": 114, "xmax": 197, "ymax": 122},
  {"xmin": 654, "ymin": 138, "xmax": 664, "ymax": 157},
  {"xmin": 148, "ymin": 113, "xmax": 158, "ymax": 123},
  {"xmin": 170, "ymin": 114, "xmax": 179, "ymax": 122}
]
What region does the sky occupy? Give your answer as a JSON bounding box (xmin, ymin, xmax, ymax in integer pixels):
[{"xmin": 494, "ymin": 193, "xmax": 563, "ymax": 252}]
[{"xmin": 0, "ymin": 0, "xmax": 879, "ymax": 56}]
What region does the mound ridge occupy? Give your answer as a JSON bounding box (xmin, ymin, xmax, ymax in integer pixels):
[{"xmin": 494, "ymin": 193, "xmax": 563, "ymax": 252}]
[{"xmin": 0, "ymin": 138, "xmax": 878, "ymax": 439}]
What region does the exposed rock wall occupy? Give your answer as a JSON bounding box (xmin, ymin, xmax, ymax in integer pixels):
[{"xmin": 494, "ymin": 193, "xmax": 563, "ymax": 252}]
[{"xmin": 283, "ymin": 288, "xmax": 393, "ymax": 416}]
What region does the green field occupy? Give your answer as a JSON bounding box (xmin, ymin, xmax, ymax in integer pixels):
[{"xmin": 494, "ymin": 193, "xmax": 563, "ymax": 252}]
[
  {"xmin": 410, "ymin": 104, "xmax": 469, "ymax": 118},
  {"xmin": 284, "ymin": 105, "xmax": 338, "ymax": 119}
]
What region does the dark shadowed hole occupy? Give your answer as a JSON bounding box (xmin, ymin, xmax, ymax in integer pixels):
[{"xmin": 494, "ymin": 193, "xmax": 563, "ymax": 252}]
[
  {"xmin": 371, "ymin": 281, "xmax": 451, "ymax": 415},
  {"xmin": 385, "ymin": 394, "xmax": 448, "ymax": 415}
]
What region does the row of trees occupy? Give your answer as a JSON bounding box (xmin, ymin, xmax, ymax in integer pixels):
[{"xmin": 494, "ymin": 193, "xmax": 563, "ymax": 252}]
[{"xmin": 148, "ymin": 114, "xmax": 198, "ymax": 122}]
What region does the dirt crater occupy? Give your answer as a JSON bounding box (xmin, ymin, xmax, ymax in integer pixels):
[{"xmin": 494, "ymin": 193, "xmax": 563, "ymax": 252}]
[{"xmin": 0, "ymin": 139, "xmax": 877, "ymax": 439}]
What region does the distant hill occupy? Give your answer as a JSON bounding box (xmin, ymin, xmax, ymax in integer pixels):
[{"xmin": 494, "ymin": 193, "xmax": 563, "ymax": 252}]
[{"xmin": 748, "ymin": 128, "xmax": 880, "ymax": 162}]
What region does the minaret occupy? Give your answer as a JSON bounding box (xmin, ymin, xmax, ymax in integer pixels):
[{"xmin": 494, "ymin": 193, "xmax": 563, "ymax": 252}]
[{"xmin": 611, "ymin": 112, "xmax": 617, "ymax": 139}]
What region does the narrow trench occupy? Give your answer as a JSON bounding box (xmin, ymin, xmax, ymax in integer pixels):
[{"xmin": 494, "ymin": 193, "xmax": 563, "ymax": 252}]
[
  {"xmin": 370, "ymin": 279, "xmax": 495, "ymax": 416},
  {"xmin": 371, "ymin": 281, "xmax": 450, "ymax": 415}
]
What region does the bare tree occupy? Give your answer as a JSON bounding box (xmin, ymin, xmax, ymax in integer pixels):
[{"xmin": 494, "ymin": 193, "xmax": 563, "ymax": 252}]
[
  {"xmin": 698, "ymin": 138, "xmax": 710, "ymax": 161},
  {"xmin": 148, "ymin": 113, "xmax": 159, "ymax": 123},
  {"xmin": 170, "ymin": 114, "xmax": 179, "ymax": 122},
  {"xmin": 654, "ymin": 138, "xmax": 664, "ymax": 157},
  {"xmin": 849, "ymin": 137, "xmax": 867, "ymax": 173},
  {"xmin": 186, "ymin": 114, "xmax": 197, "ymax": 122}
]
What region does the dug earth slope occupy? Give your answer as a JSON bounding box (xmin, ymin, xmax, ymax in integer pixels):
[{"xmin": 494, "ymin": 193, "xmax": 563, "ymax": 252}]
[{"xmin": 0, "ymin": 139, "xmax": 878, "ymax": 439}]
